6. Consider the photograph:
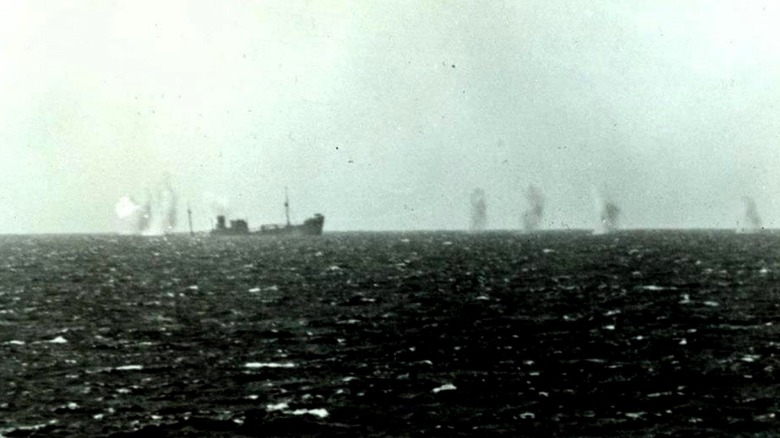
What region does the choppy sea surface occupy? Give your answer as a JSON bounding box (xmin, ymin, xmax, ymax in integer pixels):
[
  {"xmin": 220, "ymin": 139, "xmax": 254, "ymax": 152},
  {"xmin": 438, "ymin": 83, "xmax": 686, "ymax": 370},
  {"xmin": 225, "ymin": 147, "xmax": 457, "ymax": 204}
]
[{"xmin": 1, "ymin": 230, "xmax": 779, "ymax": 437}]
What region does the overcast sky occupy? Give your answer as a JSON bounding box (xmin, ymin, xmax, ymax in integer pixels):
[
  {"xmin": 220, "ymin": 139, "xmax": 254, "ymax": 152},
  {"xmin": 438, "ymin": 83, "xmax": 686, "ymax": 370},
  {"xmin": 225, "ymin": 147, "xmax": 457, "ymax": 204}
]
[{"xmin": 1, "ymin": 1, "xmax": 779, "ymax": 233}]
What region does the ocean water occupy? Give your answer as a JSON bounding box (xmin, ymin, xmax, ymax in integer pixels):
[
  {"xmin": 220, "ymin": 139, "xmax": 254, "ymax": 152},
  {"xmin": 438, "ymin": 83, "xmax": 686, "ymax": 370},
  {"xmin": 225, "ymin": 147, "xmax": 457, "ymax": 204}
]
[{"xmin": 1, "ymin": 231, "xmax": 779, "ymax": 436}]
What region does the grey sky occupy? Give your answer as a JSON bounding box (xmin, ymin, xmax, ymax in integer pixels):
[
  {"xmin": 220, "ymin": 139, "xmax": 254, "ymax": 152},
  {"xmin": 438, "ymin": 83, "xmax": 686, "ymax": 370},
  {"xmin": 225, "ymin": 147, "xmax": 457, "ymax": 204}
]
[{"xmin": 1, "ymin": 1, "xmax": 779, "ymax": 233}]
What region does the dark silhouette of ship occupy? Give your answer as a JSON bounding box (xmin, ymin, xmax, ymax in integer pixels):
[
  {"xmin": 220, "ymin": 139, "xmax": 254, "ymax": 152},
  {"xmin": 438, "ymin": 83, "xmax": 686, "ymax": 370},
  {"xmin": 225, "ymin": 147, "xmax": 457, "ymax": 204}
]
[{"xmin": 211, "ymin": 190, "xmax": 324, "ymax": 236}]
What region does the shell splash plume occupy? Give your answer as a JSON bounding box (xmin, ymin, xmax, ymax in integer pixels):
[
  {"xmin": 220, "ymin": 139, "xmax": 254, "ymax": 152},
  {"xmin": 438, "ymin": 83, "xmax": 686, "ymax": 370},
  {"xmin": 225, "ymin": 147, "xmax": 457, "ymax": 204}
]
[
  {"xmin": 522, "ymin": 185, "xmax": 545, "ymax": 232},
  {"xmin": 593, "ymin": 190, "xmax": 620, "ymax": 234},
  {"xmin": 739, "ymin": 196, "xmax": 762, "ymax": 233},
  {"xmin": 115, "ymin": 177, "xmax": 178, "ymax": 235},
  {"xmin": 470, "ymin": 188, "xmax": 487, "ymax": 231}
]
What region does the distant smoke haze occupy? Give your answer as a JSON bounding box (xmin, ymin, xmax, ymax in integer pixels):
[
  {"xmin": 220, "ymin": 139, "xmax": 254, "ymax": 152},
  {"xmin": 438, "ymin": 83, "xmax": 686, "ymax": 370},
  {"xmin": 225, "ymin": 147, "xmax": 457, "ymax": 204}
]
[
  {"xmin": 470, "ymin": 188, "xmax": 487, "ymax": 231},
  {"xmin": 740, "ymin": 196, "xmax": 763, "ymax": 232},
  {"xmin": 522, "ymin": 185, "xmax": 545, "ymax": 232}
]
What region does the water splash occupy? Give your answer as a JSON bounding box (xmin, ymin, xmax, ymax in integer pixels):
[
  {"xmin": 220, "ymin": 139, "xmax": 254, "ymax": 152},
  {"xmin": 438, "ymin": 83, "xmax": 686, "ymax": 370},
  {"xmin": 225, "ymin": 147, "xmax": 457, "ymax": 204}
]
[
  {"xmin": 593, "ymin": 190, "xmax": 620, "ymax": 234},
  {"xmin": 522, "ymin": 185, "xmax": 545, "ymax": 232},
  {"xmin": 470, "ymin": 188, "xmax": 487, "ymax": 231},
  {"xmin": 115, "ymin": 176, "xmax": 178, "ymax": 235},
  {"xmin": 739, "ymin": 196, "xmax": 763, "ymax": 233}
]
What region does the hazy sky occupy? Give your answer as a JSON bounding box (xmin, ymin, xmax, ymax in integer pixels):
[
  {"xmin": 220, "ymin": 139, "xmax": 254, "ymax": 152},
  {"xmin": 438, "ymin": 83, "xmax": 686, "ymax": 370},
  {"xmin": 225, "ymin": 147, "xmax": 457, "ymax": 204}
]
[{"xmin": 2, "ymin": 1, "xmax": 779, "ymax": 233}]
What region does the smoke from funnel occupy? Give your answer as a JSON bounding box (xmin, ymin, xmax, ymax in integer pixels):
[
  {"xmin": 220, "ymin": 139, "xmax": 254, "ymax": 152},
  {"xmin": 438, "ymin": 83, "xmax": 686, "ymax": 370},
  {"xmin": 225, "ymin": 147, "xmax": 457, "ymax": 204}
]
[
  {"xmin": 741, "ymin": 196, "xmax": 762, "ymax": 232},
  {"xmin": 204, "ymin": 191, "xmax": 230, "ymax": 216},
  {"xmin": 593, "ymin": 190, "xmax": 620, "ymax": 234},
  {"xmin": 522, "ymin": 185, "xmax": 545, "ymax": 231},
  {"xmin": 470, "ymin": 188, "xmax": 487, "ymax": 231}
]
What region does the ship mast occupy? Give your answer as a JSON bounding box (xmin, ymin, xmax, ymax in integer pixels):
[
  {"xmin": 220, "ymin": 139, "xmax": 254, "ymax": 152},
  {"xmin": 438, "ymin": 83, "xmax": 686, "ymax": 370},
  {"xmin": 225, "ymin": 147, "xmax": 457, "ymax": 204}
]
[{"xmin": 284, "ymin": 187, "xmax": 291, "ymax": 227}]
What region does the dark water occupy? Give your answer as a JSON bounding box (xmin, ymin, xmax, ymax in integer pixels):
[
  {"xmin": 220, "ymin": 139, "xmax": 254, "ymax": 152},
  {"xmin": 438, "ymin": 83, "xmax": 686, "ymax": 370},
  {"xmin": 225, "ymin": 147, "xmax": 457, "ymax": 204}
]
[{"xmin": 1, "ymin": 231, "xmax": 779, "ymax": 437}]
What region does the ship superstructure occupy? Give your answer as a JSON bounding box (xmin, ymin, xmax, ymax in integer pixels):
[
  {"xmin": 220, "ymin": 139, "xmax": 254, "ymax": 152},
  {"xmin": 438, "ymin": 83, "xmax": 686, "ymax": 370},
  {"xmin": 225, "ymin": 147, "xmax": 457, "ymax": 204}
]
[{"xmin": 211, "ymin": 191, "xmax": 324, "ymax": 236}]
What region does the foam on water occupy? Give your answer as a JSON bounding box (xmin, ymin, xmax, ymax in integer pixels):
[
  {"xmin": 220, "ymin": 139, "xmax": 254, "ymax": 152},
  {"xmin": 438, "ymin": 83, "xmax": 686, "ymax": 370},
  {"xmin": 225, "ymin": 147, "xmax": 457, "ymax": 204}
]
[
  {"xmin": 625, "ymin": 412, "xmax": 645, "ymax": 419},
  {"xmin": 642, "ymin": 285, "xmax": 676, "ymax": 291},
  {"xmin": 0, "ymin": 420, "xmax": 58, "ymax": 436},
  {"xmin": 265, "ymin": 402, "xmax": 328, "ymax": 419},
  {"xmin": 432, "ymin": 383, "xmax": 457, "ymax": 393},
  {"xmin": 266, "ymin": 402, "xmax": 289, "ymax": 412},
  {"xmin": 291, "ymin": 408, "xmax": 329, "ymax": 418},
  {"xmin": 115, "ymin": 365, "xmax": 143, "ymax": 371},
  {"xmin": 244, "ymin": 362, "xmax": 296, "ymax": 369}
]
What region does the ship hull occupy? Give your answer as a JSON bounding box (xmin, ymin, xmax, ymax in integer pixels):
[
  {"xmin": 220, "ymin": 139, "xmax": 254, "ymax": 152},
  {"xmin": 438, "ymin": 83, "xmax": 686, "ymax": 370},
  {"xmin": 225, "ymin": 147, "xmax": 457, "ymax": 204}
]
[
  {"xmin": 256, "ymin": 214, "xmax": 324, "ymax": 236},
  {"xmin": 211, "ymin": 214, "xmax": 324, "ymax": 237}
]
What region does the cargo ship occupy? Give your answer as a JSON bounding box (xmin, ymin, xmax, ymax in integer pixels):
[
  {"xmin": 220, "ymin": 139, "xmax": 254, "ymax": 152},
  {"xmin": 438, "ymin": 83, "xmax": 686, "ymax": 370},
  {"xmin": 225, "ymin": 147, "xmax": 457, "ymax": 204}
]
[{"xmin": 211, "ymin": 190, "xmax": 324, "ymax": 236}]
